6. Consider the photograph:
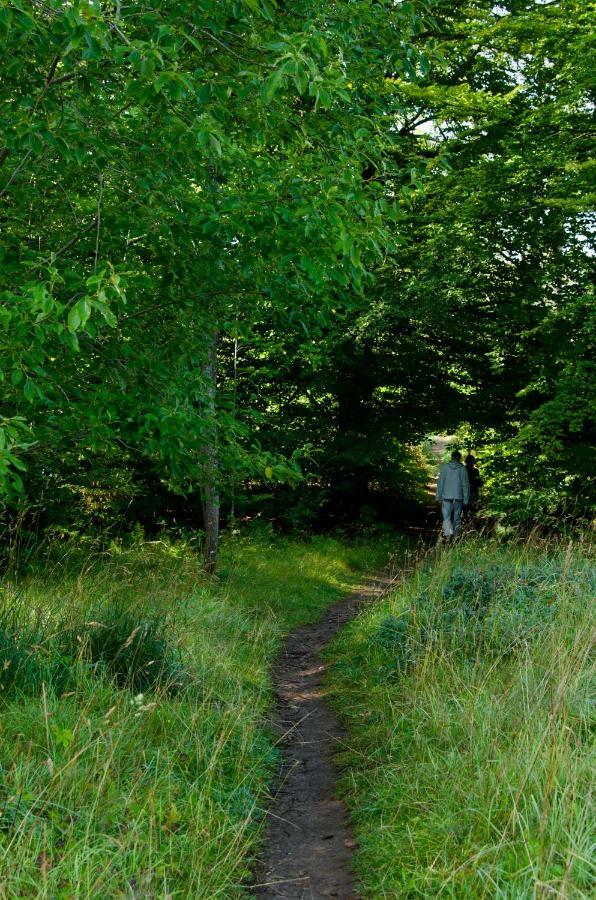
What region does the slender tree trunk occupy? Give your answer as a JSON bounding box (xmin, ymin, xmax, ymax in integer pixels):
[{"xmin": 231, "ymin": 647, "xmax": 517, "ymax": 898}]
[
  {"xmin": 229, "ymin": 335, "xmax": 238, "ymax": 525},
  {"xmin": 202, "ymin": 329, "xmax": 219, "ymax": 573}
]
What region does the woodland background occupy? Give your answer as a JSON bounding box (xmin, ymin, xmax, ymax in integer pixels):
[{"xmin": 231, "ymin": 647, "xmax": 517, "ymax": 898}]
[{"xmin": 1, "ymin": 0, "xmax": 594, "ymax": 564}]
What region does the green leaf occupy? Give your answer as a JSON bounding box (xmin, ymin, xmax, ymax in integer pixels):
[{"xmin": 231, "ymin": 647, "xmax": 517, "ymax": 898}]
[
  {"xmin": 0, "ymin": 7, "xmax": 13, "ymax": 41},
  {"xmin": 262, "ymin": 68, "xmax": 284, "ymax": 105},
  {"xmin": 67, "ymin": 305, "xmax": 81, "ymax": 332},
  {"xmin": 23, "ymin": 379, "xmax": 36, "ymax": 403}
]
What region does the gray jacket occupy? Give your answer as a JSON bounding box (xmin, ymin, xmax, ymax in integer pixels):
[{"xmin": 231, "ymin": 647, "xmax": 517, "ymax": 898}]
[{"xmin": 436, "ymin": 461, "xmax": 470, "ymax": 504}]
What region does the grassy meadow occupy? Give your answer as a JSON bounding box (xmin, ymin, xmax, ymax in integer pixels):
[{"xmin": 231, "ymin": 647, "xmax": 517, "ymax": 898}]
[
  {"xmin": 328, "ymin": 536, "xmax": 595, "ymax": 898},
  {"xmin": 0, "ymin": 530, "xmax": 391, "ymax": 898}
]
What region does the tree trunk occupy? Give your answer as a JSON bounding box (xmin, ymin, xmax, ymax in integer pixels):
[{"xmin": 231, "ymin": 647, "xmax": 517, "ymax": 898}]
[
  {"xmin": 202, "ymin": 329, "xmax": 219, "ymax": 573},
  {"xmin": 229, "ymin": 336, "xmax": 238, "ymax": 525}
]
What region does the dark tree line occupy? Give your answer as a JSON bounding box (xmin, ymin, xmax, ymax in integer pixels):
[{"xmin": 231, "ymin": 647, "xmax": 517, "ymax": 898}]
[{"xmin": 1, "ymin": 1, "xmax": 593, "ymax": 563}]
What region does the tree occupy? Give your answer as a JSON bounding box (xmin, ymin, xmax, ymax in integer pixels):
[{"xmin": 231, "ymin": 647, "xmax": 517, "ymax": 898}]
[
  {"xmin": 1, "ymin": 0, "xmax": 433, "ymax": 560},
  {"xmin": 371, "ymin": 0, "xmax": 595, "ymax": 521}
]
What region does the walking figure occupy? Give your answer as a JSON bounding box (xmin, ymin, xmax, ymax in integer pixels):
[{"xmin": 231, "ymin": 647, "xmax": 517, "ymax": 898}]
[
  {"xmin": 436, "ymin": 450, "xmax": 470, "ymax": 539},
  {"xmin": 464, "ymin": 453, "xmax": 482, "ymax": 515}
]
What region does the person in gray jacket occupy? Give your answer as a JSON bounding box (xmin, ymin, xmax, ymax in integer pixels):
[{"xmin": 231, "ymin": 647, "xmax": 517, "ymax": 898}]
[{"xmin": 436, "ymin": 450, "xmax": 470, "ymax": 538}]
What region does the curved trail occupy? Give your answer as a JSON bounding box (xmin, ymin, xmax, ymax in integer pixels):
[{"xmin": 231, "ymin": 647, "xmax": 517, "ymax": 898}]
[
  {"xmin": 252, "ymin": 571, "xmax": 396, "ymax": 899},
  {"xmin": 252, "ymin": 451, "xmax": 442, "ymax": 899}
]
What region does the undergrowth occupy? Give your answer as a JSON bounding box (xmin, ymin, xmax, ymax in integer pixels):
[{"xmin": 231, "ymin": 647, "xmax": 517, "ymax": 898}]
[
  {"xmin": 328, "ymin": 537, "xmax": 595, "ymax": 898},
  {"xmin": 0, "ymin": 530, "xmax": 391, "ymax": 898}
]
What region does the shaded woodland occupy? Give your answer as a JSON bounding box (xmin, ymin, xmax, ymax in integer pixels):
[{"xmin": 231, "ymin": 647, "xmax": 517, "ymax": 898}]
[{"xmin": 1, "ymin": 0, "xmax": 593, "ymax": 566}]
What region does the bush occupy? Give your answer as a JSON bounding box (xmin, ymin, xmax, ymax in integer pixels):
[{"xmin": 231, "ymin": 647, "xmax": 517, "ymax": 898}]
[
  {"xmin": 433, "ymin": 562, "xmax": 572, "ymax": 654},
  {"xmin": 368, "ymin": 612, "xmax": 413, "ymax": 674},
  {"xmin": 0, "ymin": 589, "xmax": 187, "ymax": 699}
]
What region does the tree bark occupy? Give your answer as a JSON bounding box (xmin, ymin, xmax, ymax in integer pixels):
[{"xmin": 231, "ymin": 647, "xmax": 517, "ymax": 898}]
[
  {"xmin": 202, "ymin": 329, "xmax": 219, "ymax": 573},
  {"xmin": 229, "ymin": 335, "xmax": 238, "ymax": 525}
]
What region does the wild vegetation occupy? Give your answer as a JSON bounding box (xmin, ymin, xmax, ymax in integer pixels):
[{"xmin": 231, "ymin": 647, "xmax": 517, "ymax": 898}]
[
  {"xmin": 329, "ymin": 538, "xmax": 595, "ymax": 897},
  {"xmin": 0, "ymin": 531, "xmax": 390, "ymax": 896},
  {"xmin": 1, "ymin": 0, "xmax": 593, "ymax": 557},
  {"xmin": 0, "ymin": 0, "xmax": 593, "ymax": 897}
]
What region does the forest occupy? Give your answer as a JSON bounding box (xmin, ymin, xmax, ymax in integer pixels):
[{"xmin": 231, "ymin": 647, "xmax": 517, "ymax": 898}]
[{"xmin": 0, "ymin": 1, "xmax": 594, "ymax": 897}]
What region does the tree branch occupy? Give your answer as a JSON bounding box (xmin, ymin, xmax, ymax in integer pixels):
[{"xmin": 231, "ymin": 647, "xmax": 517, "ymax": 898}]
[
  {"xmin": 47, "ymin": 71, "xmax": 79, "ymax": 87},
  {"xmin": 0, "ymin": 150, "xmax": 33, "ymax": 199},
  {"xmin": 43, "ymin": 216, "xmax": 98, "ymax": 265},
  {"xmin": 94, "ymin": 173, "xmax": 104, "ymax": 273},
  {"xmin": 45, "ymin": 53, "xmax": 61, "ymax": 84},
  {"xmin": 199, "ymin": 28, "xmax": 253, "ymax": 63}
]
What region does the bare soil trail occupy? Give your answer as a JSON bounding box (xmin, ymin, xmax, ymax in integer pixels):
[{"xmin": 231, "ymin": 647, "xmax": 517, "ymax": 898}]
[
  {"xmin": 252, "ymin": 571, "xmax": 397, "ymax": 899},
  {"xmin": 252, "ymin": 448, "xmax": 444, "ymax": 898}
]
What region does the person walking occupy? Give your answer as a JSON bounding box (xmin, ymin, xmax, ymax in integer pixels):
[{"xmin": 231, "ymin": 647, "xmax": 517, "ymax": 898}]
[
  {"xmin": 436, "ymin": 450, "xmax": 470, "ymax": 538},
  {"xmin": 464, "ymin": 453, "xmax": 482, "ymax": 513}
]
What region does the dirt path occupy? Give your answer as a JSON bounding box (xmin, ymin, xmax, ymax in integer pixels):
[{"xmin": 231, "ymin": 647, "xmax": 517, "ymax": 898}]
[
  {"xmin": 252, "ymin": 571, "xmax": 396, "ymax": 899},
  {"xmin": 252, "ymin": 447, "xmax": 443, "ymax": 898}
]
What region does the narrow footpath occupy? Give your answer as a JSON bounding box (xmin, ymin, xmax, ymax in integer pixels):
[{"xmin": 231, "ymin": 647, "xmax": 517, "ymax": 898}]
[
  {"xmin": 252, "ymin": 571, "xmax": 396, "ymax": 899},
  {"xmin": 253, "ymin": 447, "xmax": 443, "ymax": 898}
]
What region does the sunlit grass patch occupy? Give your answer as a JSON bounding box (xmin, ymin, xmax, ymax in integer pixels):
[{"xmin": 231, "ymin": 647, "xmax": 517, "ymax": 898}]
[
  {"xmin": 0, "ymin": 530, "xmax": 391, "ymax": 897},
  {"xmin": 328, "ymin": 538, "xmax": 595, "ymax": 898}
]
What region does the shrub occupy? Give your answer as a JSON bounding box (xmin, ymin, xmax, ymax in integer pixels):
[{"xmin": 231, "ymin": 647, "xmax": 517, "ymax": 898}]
[
  {"xmin": 0, "ymin": 593, "xmax": 187, "ymax": 699},
  {"xmin": 368, "ymin": 612, "xmax": 413, "ymax": 674},
  {"xmin": 433, "ymin": 562, "xmax": 576, "ymax": 653}
]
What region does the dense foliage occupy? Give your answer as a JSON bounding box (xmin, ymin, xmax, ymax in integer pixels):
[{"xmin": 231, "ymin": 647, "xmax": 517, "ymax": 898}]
[
  {"xmin": 1, "ymin": 1, "xmax": 593, "ymax": 551},
  {"xmin": 414, "ymin": 0, "xmax": 595, "ymax": 522}
]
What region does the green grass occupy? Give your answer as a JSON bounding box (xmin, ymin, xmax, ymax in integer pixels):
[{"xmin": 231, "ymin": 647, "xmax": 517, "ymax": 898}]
[
  {"xmin": 328, "ymin": 538, "xmax": 595, "ymax": 898},
  {"xmin": 0, "ymin": 530, "xmax": 391, "ymax": 898}
]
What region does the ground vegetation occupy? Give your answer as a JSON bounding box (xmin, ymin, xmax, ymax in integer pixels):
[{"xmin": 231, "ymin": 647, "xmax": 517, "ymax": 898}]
[{"xmin": 329, "ymin": 537, "xmax": 595, "ymax": 897}]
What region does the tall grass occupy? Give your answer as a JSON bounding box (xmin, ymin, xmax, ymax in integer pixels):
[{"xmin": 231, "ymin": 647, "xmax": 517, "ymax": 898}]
[
  {"xmin": 328, "ymin": 537, "xmax": 595, "ymax": 898},
  {"xmin": 0, "ymin": 530, "xmax": 391, "ymax": 897}
]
